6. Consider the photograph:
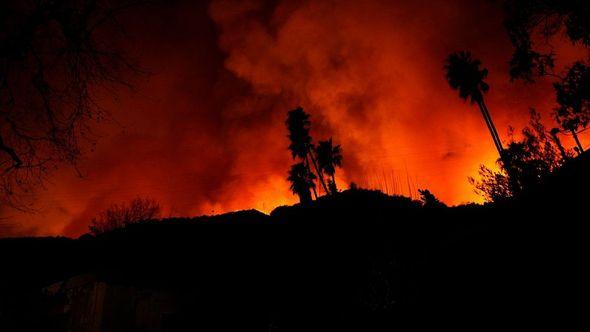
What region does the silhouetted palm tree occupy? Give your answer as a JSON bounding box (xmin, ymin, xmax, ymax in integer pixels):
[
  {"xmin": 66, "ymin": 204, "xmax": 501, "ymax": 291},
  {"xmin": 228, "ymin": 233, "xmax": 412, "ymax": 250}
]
[
  {"xmin": 316, "ymin": 138, "xmax": 343, "ymax": 194},
  {"xmin": 286, "ymin": 107, "xmax": 329, "ymax": 196},
  {"xmin": 287, "ymin": 162, "xmax": 316, "ymax": 204},
  {"xmin": 444, "ymin": 51, "xmax": 504, "ymax": 157},
  {"xmin": 286, "ymin": 107, "xmax": 312, "ymax": 161}
]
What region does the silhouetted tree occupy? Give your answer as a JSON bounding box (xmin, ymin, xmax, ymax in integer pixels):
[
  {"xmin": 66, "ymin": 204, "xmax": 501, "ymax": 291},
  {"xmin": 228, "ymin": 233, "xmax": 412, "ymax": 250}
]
[
  {"xmin": 550, "ymin": 128, "xmax": 570, "ymax": 162},
  {"xmin": 88, "ymin": 197, "xmax": 161, "ymax": 235},
  {"xmin": 315, "ymin": 138, "xmax": 343, "ymax": 194},
  {"xmin": 504, "ymin": 0, "xmax": 589, "ymax": 81},
  {"xmin": 287, "ymin": 162, "xmax": 316, "ymax": 205},
  {"xmin": 469, "ymin": 165, "xmax": 512, "ymax": 202},
  {"xmin": 286, "ymin": 107, "xmax": 312, "ymax": 161},
  {"xmin": 553, "ymin": 62, "xmax": 590, "ymax": 154},
  {"xmin": 503, "ymin": 2, "xmax": 590, "ymax": 157},
  {"xmin": 418, "ymin": 189, "xmax": 446, "ymax": 208},
  {"xmin": 285, "ymin": 107, "xmax": 328, "ymax": 196},
  {"xmin": 444, "ymin": 51, "xmax": 504, "ymax": 157},
  {"xmin": 0, "ymin": 0, "xmax": 141, "ymax": 209},
  {"xmin": 470, "ymin": 110, "xmax": 563, "ymax": 201}
]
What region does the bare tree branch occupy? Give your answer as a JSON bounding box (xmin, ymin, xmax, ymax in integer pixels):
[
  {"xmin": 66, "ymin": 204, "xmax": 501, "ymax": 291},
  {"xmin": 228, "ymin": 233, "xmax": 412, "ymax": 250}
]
[{"xmin": 0, "ymin": 0, "xmax": 143, "ymax": 209}]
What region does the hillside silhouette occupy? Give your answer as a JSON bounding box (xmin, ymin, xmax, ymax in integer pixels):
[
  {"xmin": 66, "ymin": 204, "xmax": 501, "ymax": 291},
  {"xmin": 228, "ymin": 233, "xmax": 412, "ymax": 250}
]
[
  {"xmin": 1, "ymin": 152, "xmax": 589, "ymax": 331},
  {"xmin": 2, "ymin": 1, "xmax": 590, "ymax": 330}
]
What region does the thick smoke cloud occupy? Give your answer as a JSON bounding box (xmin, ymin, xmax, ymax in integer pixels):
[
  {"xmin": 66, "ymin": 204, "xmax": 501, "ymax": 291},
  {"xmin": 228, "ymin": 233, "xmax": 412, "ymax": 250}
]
[
  {"xmin": 207, "ymin": 0, "xmax": 560, "ymax": 200},
  {"xmin": 1, "ymin": 0, "xmax": 580, "ymax": 237}
]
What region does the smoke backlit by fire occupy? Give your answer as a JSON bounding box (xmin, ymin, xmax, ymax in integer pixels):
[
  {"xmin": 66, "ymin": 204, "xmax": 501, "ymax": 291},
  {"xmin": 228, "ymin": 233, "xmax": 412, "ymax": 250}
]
[{"xmin": 1, "ymin": 0, "xmax": 585, "ymax": 237}]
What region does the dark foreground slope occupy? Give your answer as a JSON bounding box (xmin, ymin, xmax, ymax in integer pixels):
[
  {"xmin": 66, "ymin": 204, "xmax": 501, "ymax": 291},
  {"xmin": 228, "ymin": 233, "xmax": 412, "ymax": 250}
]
[{"xmin": 1, "ymin": 154, "xmax": 589, "ymax": 331}]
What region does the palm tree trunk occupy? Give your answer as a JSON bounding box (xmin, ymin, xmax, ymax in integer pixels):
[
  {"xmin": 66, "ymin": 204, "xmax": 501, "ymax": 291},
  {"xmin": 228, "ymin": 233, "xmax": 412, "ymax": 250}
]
[
  {"xmin": 331, "ymin": 174, "xmax": 338, "ymax": 194},
  {"xmin": 304, "ymin": 156, "xmax": 318, "ymax": 199},
  {"xmin": 478, "ymin": 99, "xmax": 522, "ymax": 194},
  {"xmin": 477, "ymin": 99, "xmax": 503, "ymax": 155},
  {"xmin": 571, "ymin": 129, "xmax": 584, "ymax": 155},
  {"xmin": 308, "ymin": 150, "xmax": 329, "ymax": 195}
]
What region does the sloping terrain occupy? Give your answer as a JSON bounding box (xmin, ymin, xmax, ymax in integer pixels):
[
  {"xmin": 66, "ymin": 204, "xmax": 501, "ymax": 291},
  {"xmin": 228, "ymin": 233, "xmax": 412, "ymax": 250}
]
[{"xmin": 1, "ymin": 153, "xmax": 589, "ymax": 331}]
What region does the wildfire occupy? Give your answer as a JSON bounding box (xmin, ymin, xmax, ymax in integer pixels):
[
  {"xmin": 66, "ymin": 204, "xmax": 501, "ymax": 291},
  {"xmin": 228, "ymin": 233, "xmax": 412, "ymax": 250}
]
[{"xmin": 2, "ymin": 0, "xmax": 586, "ymax": 237}]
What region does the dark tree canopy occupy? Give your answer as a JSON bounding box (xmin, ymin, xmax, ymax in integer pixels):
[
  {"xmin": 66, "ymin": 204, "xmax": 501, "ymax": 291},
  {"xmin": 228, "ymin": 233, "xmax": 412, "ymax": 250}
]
[
  {"xmin": 285, "ymin": 107, "xmax": 329, "ymax": 195},
  {"xmin": 88, "ymin": 197, "xmax": 161, "ymax": 235},
  {"xmin": 315, "ymin": 138, "xmax": 343, "ymax": 194},
  {"xmin": 469, "ymin": 165, "xmax": 512, "ymax": 203},
  {"xmin": 418, "ymin": 189, "xmax": 446, "ymax": 208},
  {"xmin": 504, "ymin": 0, "xmax": 590, "ymax": 81},
  {"xmin": 286, "ymin": 107, "xmax": 312, "ymax": 160},
  {"xmin": 316, "ymin": 138, "xmax": 342, "ymax": 178},
  {"xmin": 470, "ymin": 110, "xmax": 563, "ymax": 201},
  {"xmin": 287, "ymin": 162, "xmax": 316, "ymax": 205},
  {"xmin": 554, "ymin": 62, "xmax": 590, "ymax": 137},
  {"xmin": 444, "ymin": 51, "xmax": 489, "ymax": 104},
  {"xmin": 0, "ymin": 0, "xmax": 139, "ymax": 208}
]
